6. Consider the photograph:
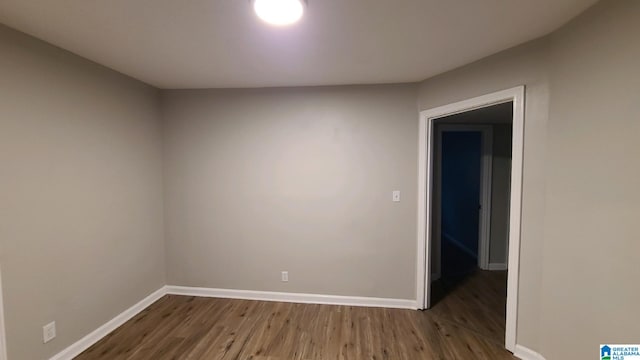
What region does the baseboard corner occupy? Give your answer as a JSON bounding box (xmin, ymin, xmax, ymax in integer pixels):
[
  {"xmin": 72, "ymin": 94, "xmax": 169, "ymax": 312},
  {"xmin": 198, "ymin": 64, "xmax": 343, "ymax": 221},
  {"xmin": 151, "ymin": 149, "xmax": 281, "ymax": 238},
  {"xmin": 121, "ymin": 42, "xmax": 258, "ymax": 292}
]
[
  {"xmin": 488, "ymin": 262, "xmax": 508, "ymax": 271},
  {"xmin": 48, "ymin": 285, "xmax": 420, "ymax": 360},
  {"xmin": 49, "ymin": 286, "xmax": 167, "ymax": 360},
  {"xmin": 514, "ymin": 344, "xmax": 546, "ymax": 360}
]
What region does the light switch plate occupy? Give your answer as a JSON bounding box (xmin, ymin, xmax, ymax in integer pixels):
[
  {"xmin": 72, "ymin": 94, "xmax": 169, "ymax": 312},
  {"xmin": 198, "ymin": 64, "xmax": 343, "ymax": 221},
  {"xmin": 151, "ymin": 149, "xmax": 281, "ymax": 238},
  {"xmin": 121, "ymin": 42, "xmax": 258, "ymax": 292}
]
[
  {"xmin": 392, "ymin": 190, "xmax": 401, "ymax": 202},
  {"xmin": 43, "ymin": 321, "xmax": 56, "ymax": 343}
]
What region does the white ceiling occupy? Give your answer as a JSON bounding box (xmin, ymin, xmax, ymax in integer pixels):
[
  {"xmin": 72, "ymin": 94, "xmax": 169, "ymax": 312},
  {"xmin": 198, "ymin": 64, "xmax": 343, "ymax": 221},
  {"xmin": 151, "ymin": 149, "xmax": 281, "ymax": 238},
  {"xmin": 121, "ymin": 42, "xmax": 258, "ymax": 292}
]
[{"xmin": 0, "ymin": 0, "xmax": 597, "ymax": 89}]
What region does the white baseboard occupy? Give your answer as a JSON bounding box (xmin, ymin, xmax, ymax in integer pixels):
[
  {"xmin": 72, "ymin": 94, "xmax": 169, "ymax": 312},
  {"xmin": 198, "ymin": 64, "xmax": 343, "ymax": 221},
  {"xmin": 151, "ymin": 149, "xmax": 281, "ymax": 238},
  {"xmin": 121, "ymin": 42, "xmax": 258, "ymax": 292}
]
[
  {"xmin": 165, "ymin": 286, "xmax": 417, "ymax": 310},
  {"xmin": 442, "ymin": 232, "xmax": 477, "ymax": 258},
  {"xmin": 42, "ymin": 285, "xmax": 543, "ymax": 360},
  {"xmin": 514, "ymin": 344, "xmax": 546, "ymax": 360},
  {"xmin": 48, "ymin": 285, "xmax": 416, "ymax": 360},
  {"xmin": 49, "ymin": 287, "xmax": 167, "ymax": 360},
  {"xmin": 488, "ymin": 263, "xmax": 508, "ymax": 271}
]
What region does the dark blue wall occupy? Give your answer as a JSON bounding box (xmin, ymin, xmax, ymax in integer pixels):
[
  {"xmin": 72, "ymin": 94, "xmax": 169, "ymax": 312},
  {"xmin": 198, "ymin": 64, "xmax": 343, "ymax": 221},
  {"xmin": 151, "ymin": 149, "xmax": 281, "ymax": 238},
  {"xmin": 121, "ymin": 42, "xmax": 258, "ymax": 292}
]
[{"xmin": 441, "ymin": 131, "xmax": 482, "ymax": 259}]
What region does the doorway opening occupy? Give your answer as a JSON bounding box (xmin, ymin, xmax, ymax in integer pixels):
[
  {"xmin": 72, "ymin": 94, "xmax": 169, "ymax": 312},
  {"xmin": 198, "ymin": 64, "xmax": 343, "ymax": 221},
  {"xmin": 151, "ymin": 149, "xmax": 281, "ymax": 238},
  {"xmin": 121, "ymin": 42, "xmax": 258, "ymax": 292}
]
[
  {"xmin": 432, "ymin": 124, "xmax": 495, "ymax": 284},
  {"xmin": 416, "ymin": 87, "xmax": 525, "ymax": 352},
  {"xmin": 431, "ymin": 105, "xmax": 513, "ymax": 349}
]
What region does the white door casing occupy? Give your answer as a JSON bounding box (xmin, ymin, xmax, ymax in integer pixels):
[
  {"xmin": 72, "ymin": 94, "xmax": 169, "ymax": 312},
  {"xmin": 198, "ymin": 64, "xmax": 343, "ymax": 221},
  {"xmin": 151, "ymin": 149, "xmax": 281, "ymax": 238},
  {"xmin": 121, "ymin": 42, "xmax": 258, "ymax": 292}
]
[{"xmin": 416, "ymin": 86, "xmax": 525, "ymax": 352}]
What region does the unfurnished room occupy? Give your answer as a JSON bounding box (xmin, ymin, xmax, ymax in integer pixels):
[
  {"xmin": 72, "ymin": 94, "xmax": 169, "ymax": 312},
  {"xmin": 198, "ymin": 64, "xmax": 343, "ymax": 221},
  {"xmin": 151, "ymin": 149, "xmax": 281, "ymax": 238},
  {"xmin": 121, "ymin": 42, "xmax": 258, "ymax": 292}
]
[{"xmin": 0, "ymin": 0, "xmax": 639, "ymax": 359}]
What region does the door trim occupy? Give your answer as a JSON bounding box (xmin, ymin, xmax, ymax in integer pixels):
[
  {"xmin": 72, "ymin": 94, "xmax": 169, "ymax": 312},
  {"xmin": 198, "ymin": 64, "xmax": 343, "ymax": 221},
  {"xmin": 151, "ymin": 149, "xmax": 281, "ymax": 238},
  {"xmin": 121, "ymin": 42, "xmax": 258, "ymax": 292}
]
[
  {"xmin": 416, "ymin": 86, "xmax": 525, "ymax": 352},
  {"xmin": 433, "ymin": 125, "xmax": 493, "ymax": 279}
]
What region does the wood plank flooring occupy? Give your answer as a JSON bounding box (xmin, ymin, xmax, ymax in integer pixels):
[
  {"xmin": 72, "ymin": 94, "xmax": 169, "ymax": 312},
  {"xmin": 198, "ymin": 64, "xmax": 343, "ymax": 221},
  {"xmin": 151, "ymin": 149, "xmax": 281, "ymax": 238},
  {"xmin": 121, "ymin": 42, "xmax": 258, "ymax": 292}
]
[
  {"xmin": 76, "ymin": 271, "xmax": 514, "ymax": 360},
  {"xmin": 431, "ymin": 270, "xmax": 509, "ymax": 347}
]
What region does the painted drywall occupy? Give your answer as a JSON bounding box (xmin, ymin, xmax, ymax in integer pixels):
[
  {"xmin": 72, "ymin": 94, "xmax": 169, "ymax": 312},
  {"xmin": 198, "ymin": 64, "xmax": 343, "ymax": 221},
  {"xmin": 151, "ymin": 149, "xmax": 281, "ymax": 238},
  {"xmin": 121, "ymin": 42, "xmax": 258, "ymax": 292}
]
[
  {"xmin": 162, "ymin": 85, "xmax": 419, "ymax": 300},
  {"xmin": 0, "ymin": 25, "xmax": 165, "ymax": 360},
  {"xmin": 419, "ymin": 1, "xmax": 640, "ymax": 355},
  {"xmin": 0, "ymin": 1, "xmax": 637, "ymax": 358},
  {"xmin": 540, "ymin": 0, "xmax": 640, "ymax": 358},
  {"xmin": 418, "ymin": 38, "xmax": 551, "ymax": 351}
]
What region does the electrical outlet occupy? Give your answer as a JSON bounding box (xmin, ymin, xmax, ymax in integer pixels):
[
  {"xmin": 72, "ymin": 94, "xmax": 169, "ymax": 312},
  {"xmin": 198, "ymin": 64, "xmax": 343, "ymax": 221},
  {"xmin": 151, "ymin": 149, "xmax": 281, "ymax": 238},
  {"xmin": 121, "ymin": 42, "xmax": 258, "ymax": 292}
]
[
  {"xmin": 281, "ymin": 271, "xmax": 289, "ymax": 282},
  {"xmin": 392, "ymin": 190, "xmax": 401, "ymax": 202},
  {"xmin": 43, "ymin": 321, "xmax": 56, "ymax": 343}
]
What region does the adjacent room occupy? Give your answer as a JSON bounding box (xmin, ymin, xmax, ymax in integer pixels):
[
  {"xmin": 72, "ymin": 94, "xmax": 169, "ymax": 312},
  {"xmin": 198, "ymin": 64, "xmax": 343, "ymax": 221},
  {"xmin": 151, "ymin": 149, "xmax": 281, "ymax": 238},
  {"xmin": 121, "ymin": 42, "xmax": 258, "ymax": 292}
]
[
  {"xmin": 428, "ymin": 102, "xmax": 514, "ymax": 348},
  {"xmin": 1, "ymin": 1, "xmax": 639, "ymax": 359}
]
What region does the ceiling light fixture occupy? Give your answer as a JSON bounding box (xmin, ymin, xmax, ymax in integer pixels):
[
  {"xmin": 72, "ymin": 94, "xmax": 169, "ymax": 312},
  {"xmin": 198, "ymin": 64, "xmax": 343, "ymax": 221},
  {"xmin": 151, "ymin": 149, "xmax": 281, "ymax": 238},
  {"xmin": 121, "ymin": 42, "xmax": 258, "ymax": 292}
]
[{"xmin": 253, "ymin": 0, "xmax": 305, "ymax": 26}]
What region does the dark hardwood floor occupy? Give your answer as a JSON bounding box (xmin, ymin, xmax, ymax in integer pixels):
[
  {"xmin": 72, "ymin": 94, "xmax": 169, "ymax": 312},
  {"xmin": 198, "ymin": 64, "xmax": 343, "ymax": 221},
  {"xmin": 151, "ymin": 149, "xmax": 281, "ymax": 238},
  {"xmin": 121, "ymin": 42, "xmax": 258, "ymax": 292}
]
[
  {"xmin": 431, "ymin": 270, "xmax": 509, "ymax": 347},
  {"xmin": 76, "ymin": 272, "xmax": 513, "ymax": 360}
]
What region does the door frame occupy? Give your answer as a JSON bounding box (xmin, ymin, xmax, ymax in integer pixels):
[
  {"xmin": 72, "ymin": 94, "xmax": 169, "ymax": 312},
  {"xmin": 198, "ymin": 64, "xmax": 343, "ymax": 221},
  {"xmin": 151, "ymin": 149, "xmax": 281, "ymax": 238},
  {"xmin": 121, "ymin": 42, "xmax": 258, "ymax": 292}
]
[
  {"xmin": 416, "ymin": 86, "xmax": 524, "ymax": 352},
  {"xmin": 432, "ymin": 124, "xmax": 493, "ymax": 282}
]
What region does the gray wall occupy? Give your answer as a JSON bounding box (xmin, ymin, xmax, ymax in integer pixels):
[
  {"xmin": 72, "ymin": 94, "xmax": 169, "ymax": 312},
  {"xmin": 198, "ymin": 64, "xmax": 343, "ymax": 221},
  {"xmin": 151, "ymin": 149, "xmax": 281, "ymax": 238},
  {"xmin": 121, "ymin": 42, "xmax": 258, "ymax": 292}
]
[
  {"xmin": 418, "ymin": 1, "xmax": 640, "ymax": 356},
  {"xmin": 418, "ymin": 38, "xmax": 551, "ymax": 351},
  {"xmin": 162, "ymin": 85, "xmax": 419, "ymax": 300},
  {"xmin": 1, "ymin": 1, "xmax": 639, "ymax": 359},
  {"xmin": 540, "ymin": 0, "xmax": 640, "ymax": 358},
  {"xmin": 0, "ymin": 25, "xmax": 165, "ymax": 360}
]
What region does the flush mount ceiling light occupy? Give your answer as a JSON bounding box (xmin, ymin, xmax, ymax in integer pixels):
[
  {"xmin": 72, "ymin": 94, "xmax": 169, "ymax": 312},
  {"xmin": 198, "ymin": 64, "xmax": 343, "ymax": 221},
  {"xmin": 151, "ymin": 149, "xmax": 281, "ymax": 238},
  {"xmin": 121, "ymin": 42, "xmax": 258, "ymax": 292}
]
[{"xmin": 253, "ymin": 0, "xmax": 305, "ymax": 26}]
